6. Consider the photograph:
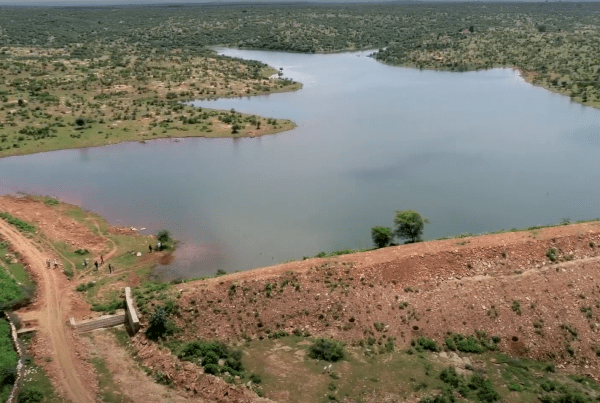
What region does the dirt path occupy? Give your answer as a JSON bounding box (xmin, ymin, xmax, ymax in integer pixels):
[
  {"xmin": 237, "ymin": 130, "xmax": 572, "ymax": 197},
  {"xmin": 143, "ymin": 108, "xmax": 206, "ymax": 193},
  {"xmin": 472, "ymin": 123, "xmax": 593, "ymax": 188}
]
[{"xmin": 0, "ymin": 218, "xmax": 95, "ymax": 403}]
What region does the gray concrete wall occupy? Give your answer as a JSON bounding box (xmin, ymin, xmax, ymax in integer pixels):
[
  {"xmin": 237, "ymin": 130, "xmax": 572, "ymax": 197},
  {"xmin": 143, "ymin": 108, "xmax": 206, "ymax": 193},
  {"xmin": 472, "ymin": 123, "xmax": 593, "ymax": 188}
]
[
  {"xmin": 125, "ymin": 287, "xmax": 140, "ymax": 333},
  {"xmin": 71, "ymin": 314, "xmax": 126, "ymax": 333}
]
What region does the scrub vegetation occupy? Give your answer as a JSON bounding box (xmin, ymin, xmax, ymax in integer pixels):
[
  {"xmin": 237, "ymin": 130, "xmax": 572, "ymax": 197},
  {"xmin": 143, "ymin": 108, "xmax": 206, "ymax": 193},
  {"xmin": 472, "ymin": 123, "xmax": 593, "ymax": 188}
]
[{"xmin": 1, "ymin": 3, "xmax": 599, "ymax": 158}]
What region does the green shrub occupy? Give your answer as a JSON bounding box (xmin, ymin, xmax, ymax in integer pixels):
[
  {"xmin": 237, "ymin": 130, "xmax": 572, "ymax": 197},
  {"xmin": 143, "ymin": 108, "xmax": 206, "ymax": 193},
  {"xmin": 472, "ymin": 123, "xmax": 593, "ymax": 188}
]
[
  {"xmin": 440, "ymin": 366, "xmax": 462, "ymax": 388},
  {"xmin": 203, "ymin": 363, "xmax": 219, "ymax": 375},
  {"xmin": 445, "ymin": 333, "xmax": 497, "ymax": 353},
  {"xmin": 468, "ymin": 374, "xmax": 499, "ymax": 403},
  {"xmin": 385, "ymin": 337, "xmax": 395, "ymax": 352},
  {"xmin": 145, "ymin": 306, "xmax": 176, "ymax": 340},
  {"xmin": 201, "ymin": 351, "xmax": 219, "ymax": 366},
  {"xmin": 373, "ymin": 322, "xmax": 385, "ymax": 332},
  {"xmin": 412, "ymin": 337, "xmax": 438, "ymax": 352},
  {"xmin": 308, "ymin": 338, "xmax": 345, "ymax": 362},
  {"xmin": 177, "ymin": 339, "xmax": 243, "ymax": 375},
  {"xmin": 75, "ymin": 282, "xmax": 95, "ymax": 292},
  {"xmin": 546, "ymin": 247, "xmax": 558, "ymax": 262},
  {"xmin": 74, "ymin": 248, "xmax": 89, "ymax": 255},
  {"xmin": 511, "ymin": 300, "xmax": 522, "ymax": 315},
  {"xmin": 18, "ymin": 385, "xmax": 44, "ymax": 403},
  {"xmin": 43, "ymin": 198, "xmax": 59, "ymax": 206},
  {"xmin": 249, "ymin": 373, "xmax": 262, "ymax": 384}
]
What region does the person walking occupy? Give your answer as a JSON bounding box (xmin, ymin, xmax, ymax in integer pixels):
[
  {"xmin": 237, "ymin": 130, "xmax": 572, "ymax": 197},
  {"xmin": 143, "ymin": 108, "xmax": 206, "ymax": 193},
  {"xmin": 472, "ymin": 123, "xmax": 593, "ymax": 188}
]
[
  {"xmin": 149, "ymin": 244, "xmax": 153, "ymax": 253},
  {"xmin": 108, "ymin": 264, "xmax": 112, "ymax": 274},
  {"xmin": 94, "ymin": 261, "xmax": 98, "ymax": 271},
  {"xmin": 53, "ymin": 259, "xmax": 58, "ymax": 269},
  {"xmin": 100, "ymin": 254, "xmax": 104, "ymax": 265},
  {"xmin": 46, "ymin": 258, "xmax": 51, "ymax": 269}
]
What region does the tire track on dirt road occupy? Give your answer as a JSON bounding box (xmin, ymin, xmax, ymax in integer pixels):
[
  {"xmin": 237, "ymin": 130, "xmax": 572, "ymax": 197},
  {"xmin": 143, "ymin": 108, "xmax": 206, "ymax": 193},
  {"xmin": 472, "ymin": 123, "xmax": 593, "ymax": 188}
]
[{"xmin": 0, "ymin": 218, "xmax": 95, "ymax": 403}]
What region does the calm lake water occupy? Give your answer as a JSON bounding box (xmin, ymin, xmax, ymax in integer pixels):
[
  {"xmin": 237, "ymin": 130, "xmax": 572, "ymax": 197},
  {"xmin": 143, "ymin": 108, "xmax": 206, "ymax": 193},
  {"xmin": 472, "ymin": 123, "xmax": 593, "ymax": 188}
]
[{"xmin": 2, "ymin": 48, "xmax": 600, "ymax": 279}]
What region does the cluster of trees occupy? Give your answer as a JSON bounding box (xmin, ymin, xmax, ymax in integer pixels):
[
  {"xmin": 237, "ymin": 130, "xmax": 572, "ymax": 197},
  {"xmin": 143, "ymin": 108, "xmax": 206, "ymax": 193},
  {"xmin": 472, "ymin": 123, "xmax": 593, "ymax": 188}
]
[{"xmin": 371, "ymin": 210, "xmax": 429, "ymax": 248}]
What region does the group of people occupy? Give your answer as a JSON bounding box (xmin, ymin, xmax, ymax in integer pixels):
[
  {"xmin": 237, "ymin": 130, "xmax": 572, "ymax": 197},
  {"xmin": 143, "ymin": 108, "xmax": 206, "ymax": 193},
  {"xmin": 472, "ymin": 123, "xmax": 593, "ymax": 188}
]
[
  {"xmin": 45, "ymin": 258, "xmax": 59, "ymax": 269},
  {"xmin": 83, "ymin": 254, "xmax": 113, "ymax": 274}
]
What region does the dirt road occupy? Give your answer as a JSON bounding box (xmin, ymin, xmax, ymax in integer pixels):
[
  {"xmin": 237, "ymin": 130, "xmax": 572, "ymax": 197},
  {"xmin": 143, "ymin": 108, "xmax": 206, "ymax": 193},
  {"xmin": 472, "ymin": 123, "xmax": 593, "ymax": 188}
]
[{"xmin": 0, "ymin": 217, "xmax": 95, "ymax": 403}]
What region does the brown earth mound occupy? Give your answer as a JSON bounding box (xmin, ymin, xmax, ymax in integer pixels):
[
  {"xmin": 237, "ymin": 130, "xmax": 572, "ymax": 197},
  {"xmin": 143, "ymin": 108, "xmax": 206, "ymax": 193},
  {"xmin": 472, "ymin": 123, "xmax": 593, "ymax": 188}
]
[{"xmin": 152, "ymin": 222, "xmax": 600, "ymax": 384}]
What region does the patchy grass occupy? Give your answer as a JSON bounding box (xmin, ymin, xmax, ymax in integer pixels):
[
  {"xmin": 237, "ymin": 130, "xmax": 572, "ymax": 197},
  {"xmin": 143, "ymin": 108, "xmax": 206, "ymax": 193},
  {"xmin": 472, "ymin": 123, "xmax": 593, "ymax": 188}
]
[
  {"xmin": 89, "ymin": 356, "xmax": 128, "ymax": 403},
  {"xmin": 238, "ymin": 337, "xmax": 600, "ymax": 403},
  {"xmin": 0, "ymin": 212, "xmax": 36, "ymax": 234},
  {"xmin": 18, "ymin": 335, "xmax": 63, "ymax": 403}
]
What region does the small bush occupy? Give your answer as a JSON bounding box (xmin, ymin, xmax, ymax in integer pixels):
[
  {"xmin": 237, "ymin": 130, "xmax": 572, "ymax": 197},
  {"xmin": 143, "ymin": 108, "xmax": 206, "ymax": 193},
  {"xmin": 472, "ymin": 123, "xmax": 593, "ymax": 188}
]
[
  {"xmin": 308, "ymin": 338, "xmax": 345, "ymax": 362},
  {"xmin": 546, "ymin": 247, "xmax": 558, "ymax": 262},
  {"xmin": 412, "ymin": 337, "xmax": 439, "ymax": 352},
  {"xmin": 440, "ymin": 366, "xmax": 462, "ymax": 388},
  {"xmin": 249, "ymin": 373, "xmax": 262, "ymax": 384},
  {"xmin": 469, "ymin": 374, "xmax": 499, "ymax": 403},
  {"xmin": 75, "ymin": 282, "xmax": 95, "ymax": 292},
  {"xmin": 43, "ymin": 198, "xmax": 59, "ymax": 206},
  {"xmin": 203, "ymin": 363, "xmax": 219, "ymax": 375},
  {"xmin": 74, "ymin": 248, "xmax": 89, "ymax": 255},
  {"xmin": 445, "ymin": 333, "xmax": 498, "ymax": 353},
  {"xmin": 511, "ymin": 300, "xmax": 521, "ymax": 315},
  {"xmin": 373, "ymin": 322, "xmax": 385, "ymax": 332},
  {"xmin": 145, "ymin": 306, "xmax": 175, "ymax": 340},
  {"xmin": 18, "ymin": 385, "xmax": 44, "ymax": 403}
]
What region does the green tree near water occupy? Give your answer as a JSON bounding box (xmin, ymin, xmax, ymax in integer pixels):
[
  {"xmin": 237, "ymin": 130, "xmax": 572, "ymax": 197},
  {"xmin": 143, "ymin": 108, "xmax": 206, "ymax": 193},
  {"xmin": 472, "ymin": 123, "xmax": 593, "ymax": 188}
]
[
  {"xmin": 157, "ymin": 230, "xmax": 171, "ymax": 244},
  {"xmin": 371, "ymin": 226, "xmax": 393, "ymax": 248},
  {"xmin": 394, "ymin": 210, "xmax": 429, "ymax": 244}
]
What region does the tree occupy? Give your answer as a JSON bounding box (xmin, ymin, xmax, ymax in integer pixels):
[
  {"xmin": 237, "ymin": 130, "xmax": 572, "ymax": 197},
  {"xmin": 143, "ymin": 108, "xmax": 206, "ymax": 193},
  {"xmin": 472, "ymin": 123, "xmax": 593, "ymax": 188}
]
[
  {"xmin": 371, "ymin": 226, "xmax": 393, "ymax": 248},
  {"xmin": 394, "ymin": 210, "xmax": 428, "ymax": 244},
  {"xmin": 146, "ymin": 306, "xmax": 172, "ymax": 340},
  {"xmin": 157, "ymin": 230, "xmax": 171, "ymax": 243}
]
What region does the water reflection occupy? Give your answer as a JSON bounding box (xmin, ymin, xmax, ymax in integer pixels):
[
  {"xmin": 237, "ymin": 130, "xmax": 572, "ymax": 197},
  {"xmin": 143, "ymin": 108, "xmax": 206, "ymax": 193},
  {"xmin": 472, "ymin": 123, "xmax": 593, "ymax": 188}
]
[{"xmin": 2, "ymin": 49, "xmax": 600, "ymax": 279}]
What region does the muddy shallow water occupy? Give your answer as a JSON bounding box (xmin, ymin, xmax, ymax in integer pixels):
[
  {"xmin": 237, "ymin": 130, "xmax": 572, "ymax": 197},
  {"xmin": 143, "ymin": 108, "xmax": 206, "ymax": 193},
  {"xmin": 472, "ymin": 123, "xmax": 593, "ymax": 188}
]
[{"xmin": 2, "ymin": 48, "xmax": 600, "ymax": 279}]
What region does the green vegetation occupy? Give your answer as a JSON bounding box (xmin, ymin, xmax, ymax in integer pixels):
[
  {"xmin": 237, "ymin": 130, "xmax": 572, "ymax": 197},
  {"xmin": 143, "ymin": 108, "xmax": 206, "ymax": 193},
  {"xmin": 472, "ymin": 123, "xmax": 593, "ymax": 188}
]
[
  {"xmin": 89, "ymin": 356, "xmax": 128, "ymax": 403},
  {"xmin": 371, "ymin": 226, "xmax": 393, "ymax": 248},
  {"xmin": 0, "ymin": 318, "xmax": 18, "ymax": 402},
  {"xmin": 0, "ymin": 265, "xmax": 24, "ymax": 309},
  {"xmin": 145, "ymin": 306, "xmax": 177, "ymax": 341},
  {"xmin": 308, "ymin": 338, "xmax": 345, "ymax": 362},
  {"xmin": 412, "ymin": 337, "xmax": 439, "ymax": 352},
  {"xmin": 0, "ymin": 213, "xmax": 35, "ymax": 234},
  {"xmin": 90, "ymin": 299, "xmax": 126, "ymax": 315},
  {"xmin": 75, "ymin": 281, "xmax": 95, "ymax": 293},
  {"xmin": 1, "ymin": 4, "xmax": 600, "ymax": 158},
  {"xmin": 174, "ymin": 339, "xmax": 244, "ymax": 377},
  {"xmin": 239, "ymin": 335, "xmax": 600, "ymax": 403},
  {"xmin": 547, "ymin": 247, "xmax": 559, "ymax": 262},
  {"xmin": 0, "ymin": 239, "xmax": 32, "ymax": 310},
  {"xmin": 395, "ymin": 210, "xmax": 429, "ymax": 244},
  {"xmin": 445, "ymin": 333, "xmax": 499, "ymax": 354},
  {"xmin": 17, "ymin": 334, "xmax": 62, "ymax": 403}
]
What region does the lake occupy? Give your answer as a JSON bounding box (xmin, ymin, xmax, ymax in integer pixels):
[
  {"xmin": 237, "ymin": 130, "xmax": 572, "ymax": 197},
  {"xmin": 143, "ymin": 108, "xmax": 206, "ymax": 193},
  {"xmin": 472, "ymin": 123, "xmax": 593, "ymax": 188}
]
[{"xmin": 2, "ymin": 48, "xmax": 600, "ymax": 279}]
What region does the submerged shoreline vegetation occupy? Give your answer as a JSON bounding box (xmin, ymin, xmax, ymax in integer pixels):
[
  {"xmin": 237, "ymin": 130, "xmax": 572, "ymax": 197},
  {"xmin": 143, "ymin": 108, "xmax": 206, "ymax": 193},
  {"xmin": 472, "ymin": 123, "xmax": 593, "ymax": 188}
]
[{"xmin": 0, "ymin": 4, "xmax": 599, "ymax": 157}]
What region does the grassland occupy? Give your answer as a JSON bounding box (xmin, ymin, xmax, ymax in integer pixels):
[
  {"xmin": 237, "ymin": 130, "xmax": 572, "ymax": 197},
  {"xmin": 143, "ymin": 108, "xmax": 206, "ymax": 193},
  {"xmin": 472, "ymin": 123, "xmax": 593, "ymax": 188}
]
[
  {"xmin": 0, "ymin": 45, "xmax": 299, "ymax": 158},
  {"xmin": 239, "ymin": 336, "xmax": 600, "ymax": 402},
  {"xmin": 1, "ymin": 3, "xmax": 599, "ymax": 160}
]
